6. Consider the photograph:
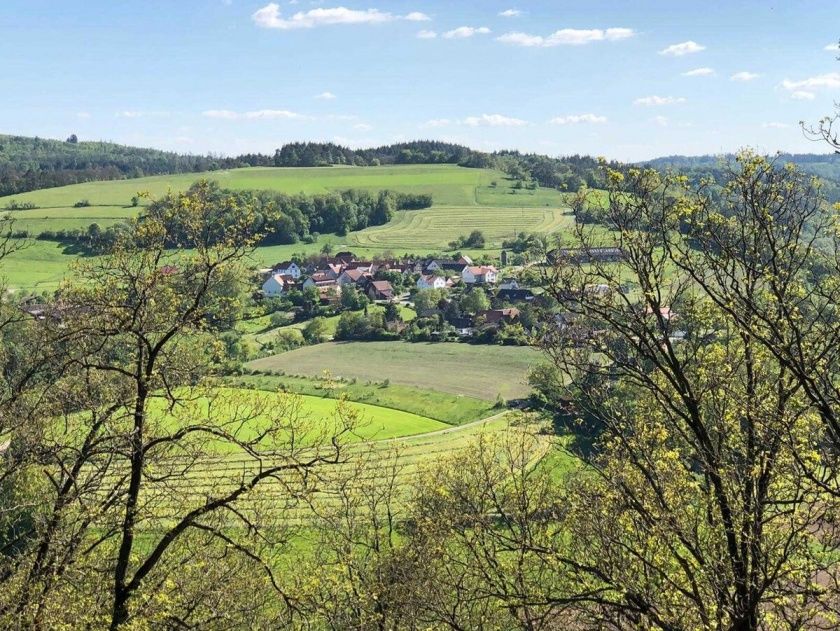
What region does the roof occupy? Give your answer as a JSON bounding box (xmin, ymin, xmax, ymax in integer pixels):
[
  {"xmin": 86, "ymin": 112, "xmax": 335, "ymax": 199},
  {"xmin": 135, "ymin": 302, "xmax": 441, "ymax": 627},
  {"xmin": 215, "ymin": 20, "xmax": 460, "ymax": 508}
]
[
  {"xmin": 274, "ymin": 260, "xmax": 297, "ymax": 268},
  {"xmin": 418, "ymin": 274, "xmax": 443, "ymax": 284},
  {"xmin": 308, "ymin": 272, "xmax": 336, "ymax": 284},
  {"xmin": 466, "ymin": 265, "xmax": 497, "ymax": 275},
  {"xmin": 497, "ymin": 288, "xmax": 535, "ymax": 301},
  {"xmin": 341, "ymin": 268, "xmax": 368, "ymax": 281},
  {"xmin": 477, "ymin": 307, "xmax": 520, "ymax": 324}
]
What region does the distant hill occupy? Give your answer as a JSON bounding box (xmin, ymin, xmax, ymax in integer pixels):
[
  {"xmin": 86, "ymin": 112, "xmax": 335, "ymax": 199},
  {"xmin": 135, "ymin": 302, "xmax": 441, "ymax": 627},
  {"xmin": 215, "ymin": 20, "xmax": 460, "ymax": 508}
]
[
  {"xmin": 644, "ymin": 152, "xmax": 840, "ymax": 201},
  {"xmin": 0, "ymin": 134, "xmax": 220, "ymax": 197}
]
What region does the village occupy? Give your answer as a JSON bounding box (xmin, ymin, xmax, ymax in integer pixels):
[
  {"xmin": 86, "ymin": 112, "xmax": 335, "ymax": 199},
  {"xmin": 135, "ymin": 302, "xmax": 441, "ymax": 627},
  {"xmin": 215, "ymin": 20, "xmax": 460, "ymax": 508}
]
[{"xmin": 257, "ymin": 250, "xmax": 542, "ymax": 344}]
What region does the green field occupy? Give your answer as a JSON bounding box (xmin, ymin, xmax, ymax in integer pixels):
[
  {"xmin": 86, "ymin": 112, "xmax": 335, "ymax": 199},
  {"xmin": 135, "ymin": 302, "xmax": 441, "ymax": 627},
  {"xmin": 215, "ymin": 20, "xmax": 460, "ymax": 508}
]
[
  {"xmin": 234, "ymin": 373, "xmax": 496, "ymax": 425},
  {"xmin": 247, "ymin": 341, "xmax": 540, "ymax": 400},
  {"xmin": 1, "ymin": 164, "xmax": 573, "ymax": 291},
  {"xmin": 150, "ymin": 387, "xmax": 448, "ymax": 446}
]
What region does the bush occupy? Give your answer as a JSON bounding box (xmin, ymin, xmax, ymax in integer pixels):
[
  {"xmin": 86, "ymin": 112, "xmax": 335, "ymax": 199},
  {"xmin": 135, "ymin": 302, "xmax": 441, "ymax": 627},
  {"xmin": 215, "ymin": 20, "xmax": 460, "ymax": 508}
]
[{"xmin": 73, "ymin": 199, "xmax": 91, "ymax": 208}]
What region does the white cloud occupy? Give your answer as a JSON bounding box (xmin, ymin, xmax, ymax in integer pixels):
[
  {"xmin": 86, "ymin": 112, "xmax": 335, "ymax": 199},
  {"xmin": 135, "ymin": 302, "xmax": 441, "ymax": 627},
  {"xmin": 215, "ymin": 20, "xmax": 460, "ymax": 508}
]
[
  {"xmin": 633, "ymin": 95, "xmax": 686, "ymax": 106},
  {"xmin": 659, "ymin": 40, "xmax": 705, "ymax": 56},
  {"xmin": 499, "ymin": 9, "xmax": 521, "ymax": 17},
  {"xmin": 825, "ymin": 42, "xmax": 840, "ymax": 51},
  {"xmin": 790, "ymin": 90, "xmax": 816, "ymax": 101},
  {"xmin": 549, "ymin": 113, "xmax": 607, "ymax": 125},
  {"xmin": 202, "ymin": 108, "xmax": 308, "ymax": 120},
  {"xmin": 421, "ymin": 118, "xmax": 451, "ymax": 128},
  {"xmin": 682, "ymin": 67, "xmax": 714, "ymax": 77},
  {"xmin": 203, "ymin": 109, "xmax": 239, "ymax": 120},
  {"xmin": 780, "ymin": 72, "xmax": 840, "ymax": 92},
  {"xmin": 315, "ymin": 91, "xmax": 336, "ymax": 100},
  {"xmin": 652, "ymin": 115, "xmax": 669, "ymax": 127},
  {"xmin": 463, "ymin": 113, "xmax": 527, "ymax": 127},
  {"xmin": 76, "ymin": 111, "xmax": 92, "ymax": 119},
  {"xmin": 404, "ymin": 11, "xmax": 430, "ymax": 21},
  {"xmin": 443, "ymin": 26, "xmax": 491, "ymax": 39},
  {"xmin": 353, "ymin": 123, "xmax": 373, "ymax": 131},
  {"xmin": 116, "ymin": 110, "xmax": 169, "ymax": 118},
  {"xmin": 497, "ymin": 27, "xmax": 634, "ymax": 47},
  {"xmin": 731, "ymin": 71, "xmax": 760, "ymax": 81},
  {"xmin": 252, "ymin": 4, "xmax": 427, "ymax": 29},
  {"xmin": 762, "ymin": 122, "xmax": 790, "ymax": 129},
  {"xmin": 416, "ymin": 29, "xmax": 437, "ymax": 39}
]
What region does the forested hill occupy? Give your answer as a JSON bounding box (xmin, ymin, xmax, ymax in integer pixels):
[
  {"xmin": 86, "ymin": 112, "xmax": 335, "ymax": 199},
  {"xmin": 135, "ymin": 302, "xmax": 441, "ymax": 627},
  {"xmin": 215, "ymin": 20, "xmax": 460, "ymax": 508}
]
[
  {"xmin": 644, "ymin": 152, "xmax": 840, "ymax": 200},
  {"xmin": 0, "ymin": 134, "xmax": 219, "ymax": 197}
]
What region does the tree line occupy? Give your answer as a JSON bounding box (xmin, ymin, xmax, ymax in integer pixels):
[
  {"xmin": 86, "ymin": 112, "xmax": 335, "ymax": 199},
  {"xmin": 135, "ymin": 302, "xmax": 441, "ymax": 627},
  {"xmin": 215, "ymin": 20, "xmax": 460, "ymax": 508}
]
[{"xmin": 31, "ymin": 183, "xmax": 432, "ymax": 254}]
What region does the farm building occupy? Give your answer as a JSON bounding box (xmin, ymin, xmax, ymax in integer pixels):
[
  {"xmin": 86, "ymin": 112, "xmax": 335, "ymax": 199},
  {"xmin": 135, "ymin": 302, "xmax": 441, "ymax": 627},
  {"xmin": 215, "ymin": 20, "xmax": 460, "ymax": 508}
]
[{"xmin": 365, "ymin": 280, "xmax": 395, "ymax": 301}]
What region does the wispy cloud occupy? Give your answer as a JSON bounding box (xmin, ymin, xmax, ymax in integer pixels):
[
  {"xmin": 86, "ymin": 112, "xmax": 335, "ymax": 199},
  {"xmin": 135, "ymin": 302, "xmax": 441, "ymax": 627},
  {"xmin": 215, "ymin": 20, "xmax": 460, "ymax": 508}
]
[
  {"xmin": 549, "ymin": 113, "xmax": 607, "ymax": 125},
  {"xmin": 659, "ymin": 40, "xmax": 705, "ymax": 56},
  {"xmin": 682, "ymin": 67, "xmax": 714, "ymax": 77},
  {"xmin": 463, "ymin": 113, "xmax": 527, "ymax": 127},
  {"xmin": 780, "ymin": 72, "xmax": 840, "ymax": 92},
  {"xmin": 731, "ymin": 71, "xmax": 760, "ymax": 81},
  {"xmin": 790, "ymin": 90, "xmax": 815, "ymax": 101},
  {"xmin": 824, "ymin": 41, "xmax": 840, "ymax": 51},
  {"xmin": 420, "ymin": 118, "xmax": 451, "ymax": 128},
  {"xmin": 202, "ymin": 108, "xmax": 309, "ymax": 120},
  {"xmin": 499, "ymin": 9, "xmax": 522, "ymax": 17},
  {"xmin": 443, "ymin": 26, "xmax": 491, "ymax": 39},
  {"xmin": 497, "ymin": 27, "xmax": 634, "ymax": 47},
  {"xmin": 633, "ymin": 95, "xmax": 686, "ymax": 106},
  {"xmin": 762, "ymin": 122, "xmax": 790, "ymax": 129},
  {"xmin": 652, "ymin": 115, "xmax": 669, "ymax": 127},
  {"xmin": 252, "ymin": 4, "xmax": 428, "ymax": 29},
  {"xmin": 116, "ymin": 110, "xmax": 170, "ymax": 118},
  {"xmin": 315, "ymin": 91, "xmax": 336, "ymax": 100},
  {"xmin": 416, "ymin": 29, "xmax": 437, "ymax": 39},
  {"xmin": 353, "ymin": 123, "xmax": 373, "ymax": 131},
  {"xmin": 76, "ymin": 111, "xmax": 92, "ymax": 119}
]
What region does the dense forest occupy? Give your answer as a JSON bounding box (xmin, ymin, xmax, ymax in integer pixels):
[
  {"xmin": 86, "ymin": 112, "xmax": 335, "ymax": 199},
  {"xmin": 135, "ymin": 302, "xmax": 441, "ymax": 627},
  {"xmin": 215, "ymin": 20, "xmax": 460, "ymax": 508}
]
[
  {"xmin": 645, "ymin": 152, "xmax": 840, "ymax": 201},
  {"xmin": 0, "ymin": 134, "xmax": 220, "ymax": 196},
  {"xmin": 33, "ymin": 182, "xmax": 431, "ymax": 254}
]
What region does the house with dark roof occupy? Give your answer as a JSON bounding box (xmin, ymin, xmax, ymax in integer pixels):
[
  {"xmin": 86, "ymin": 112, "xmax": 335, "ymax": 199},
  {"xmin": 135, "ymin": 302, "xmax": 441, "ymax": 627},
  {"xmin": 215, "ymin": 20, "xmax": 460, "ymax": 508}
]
[
  {"xmin": 476, "ymin": 307, "xmax": 520, "ymax": 327},
  {"xmin": 365, "ymin": 280, "xmax": 395, "ymax": 301}
]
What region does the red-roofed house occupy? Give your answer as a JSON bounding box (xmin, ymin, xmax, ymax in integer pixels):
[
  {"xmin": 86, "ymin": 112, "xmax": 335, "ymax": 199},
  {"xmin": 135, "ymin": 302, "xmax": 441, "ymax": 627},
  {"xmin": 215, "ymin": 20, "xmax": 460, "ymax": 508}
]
[{"xmin": 462, "ymin": 265, "xmax": 498, "ymax": 285}]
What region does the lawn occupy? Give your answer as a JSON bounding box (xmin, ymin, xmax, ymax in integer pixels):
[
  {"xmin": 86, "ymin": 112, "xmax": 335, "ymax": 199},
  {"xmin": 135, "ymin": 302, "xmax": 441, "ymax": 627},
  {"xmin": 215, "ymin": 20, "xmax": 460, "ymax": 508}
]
[{"xmin": 246, "ymin": 341, "xmax": 540, "ymax": 401}]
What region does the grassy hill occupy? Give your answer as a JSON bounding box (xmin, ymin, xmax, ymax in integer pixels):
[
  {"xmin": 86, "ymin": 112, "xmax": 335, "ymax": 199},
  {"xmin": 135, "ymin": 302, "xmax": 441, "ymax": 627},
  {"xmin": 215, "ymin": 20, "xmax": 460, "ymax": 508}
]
[{"xmin": 1, "ymin": 164, "xmax": 573, "ymax": 290}]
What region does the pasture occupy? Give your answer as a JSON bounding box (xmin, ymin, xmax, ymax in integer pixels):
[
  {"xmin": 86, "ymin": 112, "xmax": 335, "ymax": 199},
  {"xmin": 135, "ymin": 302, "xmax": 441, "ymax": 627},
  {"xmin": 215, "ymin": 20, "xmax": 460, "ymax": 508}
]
[{"xmin": 247, "ymin": 341, "xmax": 541, "ymax": 401}]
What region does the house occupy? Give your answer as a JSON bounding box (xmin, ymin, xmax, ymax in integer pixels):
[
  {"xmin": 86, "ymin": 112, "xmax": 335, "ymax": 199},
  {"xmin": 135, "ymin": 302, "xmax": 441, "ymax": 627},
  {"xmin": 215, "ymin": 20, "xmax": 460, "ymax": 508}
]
[
  {"xmin": 416, "ymin": 275, "xmax": 449, "ymax": 290},
  {"xmin": 497, "ymin": 288, "xmax": 535, "ymax": 303},
  {"xmin": 498, "ymin": 278, "xmax": 519, "ymax": 290},
  {"xmin": 344, "ymin": 261, "xmax": 377, "ymax": 273},
  {"xmin": 337, "ymin": 268, "xmax": 371, "ymax": 287},
  {"xmin": 424, "ymin": 259, "xmax": 467, "ymax": 275},
  {"xmin": 477, "ymin": 307, "xmax": 520, "ymax": 326},
  {"xmin": 272, "ymin": 261, "xmax": 301, "ymax": 279},
  {"xmin": 457, "ymin": 255, "xmax": 473, "ymax": 265},
  {"xmin": 319, "ymin": 285, "xmax": 341, "ymax": 304},
  {"xmin": 462, "ymin": 265, "xmax": 498, "ymax": 285},
  {"xmin": 262, "ymin": 273, "xmax": 288, "ymax": 297},
  {"xmin": 366, "ymin": 280, "xmax": 395, "ymax": 301},
  {"xmin": 303, "ymin": 273, "xmax": 340, "ymax": 290},
  {"xmin": 449, "ymin": 316, "xmax": 475, "ymax": 336}
]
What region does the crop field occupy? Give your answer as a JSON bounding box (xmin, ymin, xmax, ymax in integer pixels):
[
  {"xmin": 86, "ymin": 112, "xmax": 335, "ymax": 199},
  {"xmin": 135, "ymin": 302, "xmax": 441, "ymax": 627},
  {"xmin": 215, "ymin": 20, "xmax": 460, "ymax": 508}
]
[
  {"xmin": 247, "ymin": 341, "xmax": 541, "ymax": 401},
  {"xmin": 349, "ymin": 205, "xmax": 574, "ymax": 251},
  {"xmin": 1, "ymin": 164, "xmax": 574, "ymax": 290}
]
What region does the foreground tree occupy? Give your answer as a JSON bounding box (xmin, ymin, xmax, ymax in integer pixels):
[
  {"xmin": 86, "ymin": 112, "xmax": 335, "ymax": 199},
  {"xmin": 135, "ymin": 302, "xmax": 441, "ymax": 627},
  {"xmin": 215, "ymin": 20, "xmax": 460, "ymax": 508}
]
[
  {"xmin": 534, "ymin": 155, "xmax": 840, "ymax": 629},
  {"xmin": 0, "ymin": 184, "xmax": 355, "ymax": 629}
]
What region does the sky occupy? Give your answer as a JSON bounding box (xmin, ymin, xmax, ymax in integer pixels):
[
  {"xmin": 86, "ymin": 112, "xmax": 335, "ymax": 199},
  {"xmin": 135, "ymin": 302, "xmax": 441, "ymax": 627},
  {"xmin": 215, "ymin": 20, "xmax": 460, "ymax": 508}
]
[{"xmin": 1, "ymin": 0, "xmax": 839, "ymax": 161}]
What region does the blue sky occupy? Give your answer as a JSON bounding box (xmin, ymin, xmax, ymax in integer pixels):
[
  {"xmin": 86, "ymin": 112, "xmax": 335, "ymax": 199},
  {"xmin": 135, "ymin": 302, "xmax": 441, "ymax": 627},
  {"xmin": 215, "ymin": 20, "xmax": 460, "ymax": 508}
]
[{"xmin": 1, "ymin": 0, "xmax": 838, "ymax": 161}]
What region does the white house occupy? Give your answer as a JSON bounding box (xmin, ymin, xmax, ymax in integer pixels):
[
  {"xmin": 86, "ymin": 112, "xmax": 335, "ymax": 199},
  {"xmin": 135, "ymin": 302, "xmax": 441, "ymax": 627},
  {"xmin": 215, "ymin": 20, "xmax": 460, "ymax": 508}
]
[
  {"xmin": 262, "ymin": 274, "xmax": 287, "ymax": 297},
  {"xmin": 273, "ymin": 261, "xmax": 301, "ymax": 279},
  {"xmin": 498, "ymin": 277, "xmax": 519, "ymax": 290},
  {"xmin": 462, "ymin": 266, "xmax": 498, "ymax": 285},
  {"xmin": 416, "ymin": 275, "xmax": 448, "ymax": 290}
]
